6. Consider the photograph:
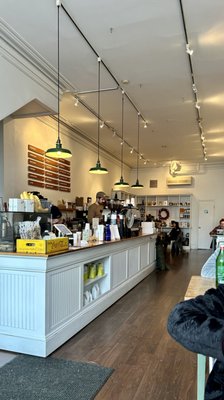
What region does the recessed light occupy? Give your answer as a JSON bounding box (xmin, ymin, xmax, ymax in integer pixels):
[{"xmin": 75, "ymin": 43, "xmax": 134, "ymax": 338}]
[{"xmin": 122, "ymin": 79, "xmax": 129, "ymax": 84}]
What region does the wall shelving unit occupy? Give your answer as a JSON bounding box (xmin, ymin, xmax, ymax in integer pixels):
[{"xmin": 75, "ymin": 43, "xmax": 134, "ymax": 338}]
[{"xmin": 136, "ymin": 194, "xmax": 191, "ymax": 249}]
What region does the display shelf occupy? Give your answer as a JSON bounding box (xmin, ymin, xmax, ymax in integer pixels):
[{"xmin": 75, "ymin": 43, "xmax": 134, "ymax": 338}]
[
  {"xmin": 111, "ymin": 190, "xmax": 136, "ymax": 206},
  {"xmin": 137, "ymin": 194, "xmax": 191, "ymax": 249},
  {"xmin": 83, "ymin": 256, "xmax": 110, "ymax": 307},
  {"xmin": 84, "ymin": 273, "xmax": 108, "ymax": 288}
]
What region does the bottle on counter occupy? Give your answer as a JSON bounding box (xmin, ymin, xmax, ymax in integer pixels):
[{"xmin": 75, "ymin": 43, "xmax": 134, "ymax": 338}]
[
  {"xmin": 105, "ymin": 224, "xmax": 111, "ymax": 241},
  {"xmin": 216, "ymin": 245, "xmax": 224, "ymax": 286},
  {"xmin": 118, "ymin": 214, "xmax": 124, "ymax": 239}
]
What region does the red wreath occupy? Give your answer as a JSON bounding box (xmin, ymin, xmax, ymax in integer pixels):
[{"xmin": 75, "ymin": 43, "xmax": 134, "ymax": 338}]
[{"xmin": 158, "ymin": 208, "xmax": 169, "ymax": 220}]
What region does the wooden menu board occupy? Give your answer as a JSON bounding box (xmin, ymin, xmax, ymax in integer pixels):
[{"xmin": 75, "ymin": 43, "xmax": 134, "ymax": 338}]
[{"xmin": 27, "ymin": 145, "xmax": 71, "ymax": 192}]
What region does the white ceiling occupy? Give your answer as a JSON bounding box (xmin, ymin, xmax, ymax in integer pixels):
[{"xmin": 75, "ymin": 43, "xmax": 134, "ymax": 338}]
[{"xmin": 1, "ymin": 0, "xmax": 224, "ymax": 168}]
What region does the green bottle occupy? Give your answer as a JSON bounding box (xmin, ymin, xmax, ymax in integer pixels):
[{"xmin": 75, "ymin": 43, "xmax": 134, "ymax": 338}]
[{"xmin": 216, "ymin": 245, "xmax": 224, "ymax": 286}]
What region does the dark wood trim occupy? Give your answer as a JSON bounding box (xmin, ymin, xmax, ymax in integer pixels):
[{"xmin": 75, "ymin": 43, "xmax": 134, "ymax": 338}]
[
  {"xmin": 45, "ymin": 164, "xmax": 58, "ymax": 173},
  {"xmin": 28, "ymin": 166, "xmax": 44, "ymax": 175},
  {"xmin": 28, "ymin": 145, "xmax": 45, "ymax": 155},
  {"xmin": 28, "ymin": 152, "xmax": 45, "ymax": 162},
  {"xmin": 28, "ymin": 180, "xmax": 45, "ymax": 188},
  {"xmin": 45, "ymin": 158, "xmax": 59, "ymax": 167},
  {"xmin": 59, "ymin": 187, "xmax": 71, "ymax": 192},
  {"xmin": 28, "ymin": 159, "xmax": 44, "ymax": 169},
  {"xmin": 45, "ymin": 183, "xmax": 59, "ymax": 190},
  {"xmin": 28, "ymin": 173, "xmax": 45, "ymax": 181}
]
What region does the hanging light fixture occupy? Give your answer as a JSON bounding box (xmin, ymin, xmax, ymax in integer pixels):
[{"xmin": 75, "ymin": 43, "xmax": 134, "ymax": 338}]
[
  {"xmin": 46, "ymin": 1, "xmax": 72, "ymax": 159},
  {"xmin": 114, "ymin": 91, "xmax": 129, "ymax": 188},
  {"xmin": 89, "ymin": 57, "xmax": 108, "ymax": 174},
  {"xmin": 131, "ymin": 113, "xmax": 144, "ymax": 189}
]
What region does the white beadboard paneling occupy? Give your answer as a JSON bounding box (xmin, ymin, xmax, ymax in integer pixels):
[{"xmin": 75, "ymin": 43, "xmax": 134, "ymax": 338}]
[
  {"xmin": 47, "ymin": 265, "xmax": 81, "ymax": 331},
  {"xmin": 0, "ymin": 272, "xmax": 36, "ymax": 330},
  {"xmin": 140, "ymin": 242, "xmax": 149, "ymax": 269},
  {"xmin": 128, "ymin": 246, "xmax": 140, "ymax": 277},
  {"xmin": 111, "ymin": 251, "xmax": 127, "ymax": 289}
]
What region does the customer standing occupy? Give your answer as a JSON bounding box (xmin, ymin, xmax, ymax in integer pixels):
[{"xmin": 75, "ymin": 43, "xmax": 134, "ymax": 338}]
[
  {"xmin": 87, "ymin": 192, "xmax": 107, "ymax": 224},
  {"xmin": 168, "ymin": 221, "xmax": 183, "ymax": 255}
]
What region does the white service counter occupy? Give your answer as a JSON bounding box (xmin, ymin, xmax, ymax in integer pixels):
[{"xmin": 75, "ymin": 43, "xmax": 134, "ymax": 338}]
[{"xmin": 0, "ymin": 234, "xmax": 156, "ymax": 357}]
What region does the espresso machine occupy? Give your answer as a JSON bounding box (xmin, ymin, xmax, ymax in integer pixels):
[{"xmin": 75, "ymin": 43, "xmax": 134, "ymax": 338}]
[{"xmin": 121, "ymin": 205, "xmax": 141, "ymax": 237}]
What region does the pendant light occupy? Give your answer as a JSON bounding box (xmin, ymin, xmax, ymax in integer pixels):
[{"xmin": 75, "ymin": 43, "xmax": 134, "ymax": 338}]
[
  {"xmin": 114, "ymin": 91, "xmax": 129, "ymax": 188},
  {"xmin": 131, "ymin": 113, "xmax": 144, "ymax": 188},
  {"xmin": 89, "ymin": 57, "xmax": 108, "ymax": 174},
  {"xmin": 45, "ymin": 1, "xmax": 72, "ymax": 159}
]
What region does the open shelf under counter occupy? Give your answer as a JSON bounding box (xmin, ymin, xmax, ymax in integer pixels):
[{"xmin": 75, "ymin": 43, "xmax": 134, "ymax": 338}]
[{"xmin": 84, "ymin": 273, "xmax": 108, "ymax": 288}]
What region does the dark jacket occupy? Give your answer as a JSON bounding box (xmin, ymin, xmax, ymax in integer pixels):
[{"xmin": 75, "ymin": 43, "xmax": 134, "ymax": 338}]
[
  {"xmin": 169, "ymin": 227, "xmax": 182, "ymax": 241},
  {"xmin": 167, "ymin": 285, "xmax": 224, "ymax": 399}
]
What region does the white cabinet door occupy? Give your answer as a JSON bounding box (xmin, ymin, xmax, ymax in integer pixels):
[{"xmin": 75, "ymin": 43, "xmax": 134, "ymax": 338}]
[
  {"xmin": 111, "ymin": 250, "xmax": 127, "ymax": 288},
  {"xmin": 47, "ymin": 264, "xmax": 81, "ymax": 332},
  {"xmin": 128, "ymin": 246, "xmax": 140, "ymax": 277},
  {"xmin": 140, "ymin": 242, "xmax": 149, "ymax": 269}
]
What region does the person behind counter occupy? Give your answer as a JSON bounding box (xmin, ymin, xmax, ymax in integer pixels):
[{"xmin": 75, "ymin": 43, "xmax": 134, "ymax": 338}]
[
  {"xmin": 50, "ymin": 205, "xmax": 62, "ymax": 224},
  {"xmin": 87, "ymin": 192, "xmax": 107, "ymax": 224},
  {"xmin": 40, "ymin": 205, "xmax": 62, "ymax": 235}
]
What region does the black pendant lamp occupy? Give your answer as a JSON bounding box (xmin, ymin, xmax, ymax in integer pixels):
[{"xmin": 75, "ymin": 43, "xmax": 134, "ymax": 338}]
[
  {"xmin": 131, "ymin": 113, "xmax": 144, "ymax": 188},
  {"xmin": 89, "ymin": 57, "xmax": 108, "ymax": 174},
  {"xmin": 46, "ymin": 1, "xmax": 72, "ymax": 159},
  {"xmin": 114, "ymin": 91, "xmax": 129, "ymax": 188}
]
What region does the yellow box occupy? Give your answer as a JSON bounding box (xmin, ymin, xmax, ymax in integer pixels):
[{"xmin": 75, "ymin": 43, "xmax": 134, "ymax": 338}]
[{"xmin": 16, "ymin": 237, "xmax": 69, "ymax": 254}]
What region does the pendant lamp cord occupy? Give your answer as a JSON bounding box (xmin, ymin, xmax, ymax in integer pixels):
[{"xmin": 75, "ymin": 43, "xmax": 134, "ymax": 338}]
[
  {"xmin": 121, "ymin": 91, "xmax": 124, "ymax": 178},
  {"xmin": 137, "ymin": 113, "xmax": 140, "ymax": 180},
  {"xmin": 97, "ymin": 57, "xmax": 101, "ymax": 163},
  {"xmin": 57, "ymin": 3, "xmax": 60, "ymax": 144}
]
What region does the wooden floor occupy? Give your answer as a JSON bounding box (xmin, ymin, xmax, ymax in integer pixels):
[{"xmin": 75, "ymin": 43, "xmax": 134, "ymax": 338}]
[{"xmin": 52, "ymin": 249, "xmax": 211, "ymax": 400}]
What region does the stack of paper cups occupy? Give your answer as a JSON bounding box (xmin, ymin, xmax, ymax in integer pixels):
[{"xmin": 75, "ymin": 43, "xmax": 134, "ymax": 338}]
[{"xmin": 73, "ymin": 233, "xmax": 78, "ymax": 246}]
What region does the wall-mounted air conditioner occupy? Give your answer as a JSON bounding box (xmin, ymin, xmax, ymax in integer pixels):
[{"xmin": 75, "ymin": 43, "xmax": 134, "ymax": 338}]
[{"xmin": 166, "ymin": 176, "xmax": 192, "ymax": 186}]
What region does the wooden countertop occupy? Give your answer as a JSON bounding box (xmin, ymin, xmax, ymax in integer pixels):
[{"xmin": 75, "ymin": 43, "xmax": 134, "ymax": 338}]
[
  {"xmin": 0, "ymin": 233, "xmax": 156, "ymax": 258},
  {"xmin": 184, "ymin": 275, "xmax": 216, "ymax": 300}
]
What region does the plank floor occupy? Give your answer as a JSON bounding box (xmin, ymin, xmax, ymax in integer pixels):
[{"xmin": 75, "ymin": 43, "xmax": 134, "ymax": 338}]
[{"xmin": 52, "ymin": 249, "xmax": 212, "ymax": 400}]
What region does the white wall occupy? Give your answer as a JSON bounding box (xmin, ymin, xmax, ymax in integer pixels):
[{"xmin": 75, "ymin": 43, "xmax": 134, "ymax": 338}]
[
  {"xmin": 130, "ymin": 166, "xmax": 224, "ymax": 249},
  {"xmin": 3, "ymin": 116, "xmax": 130, "ymax": 204}
]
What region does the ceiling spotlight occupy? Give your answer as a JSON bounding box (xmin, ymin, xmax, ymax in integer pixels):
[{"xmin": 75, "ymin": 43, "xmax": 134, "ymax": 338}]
[
  {"xmin": 122, "ymin": 79, "xmax": 129, "ymax": 84},
  {"xmin": 112, "ymin": 130, "xmax": 116, "ymax": 137},
  {"xmin": 186, "ymin": 43, "xmax": 193, "ymax": 56},
  {"xmin": 100, "ymin": 121, "xmax": 104, "ymax": 129},
  {"xmin": 74, "ymin": 97, "xmax": 79, "ymax": 107},
  {"xmin": 201, "ymin": 134, "xmax": 205, "ymax": 140},
  {"xmin": 120, "ymin": 140, "xmax": 124, "ymax": 145},
  {"xmin": 130, "ymin": 147, "xmax": 134, "ymax": 154},
  {"xmin": 144, "ymin": 122, "xmax": 148, "ymax": 129},
  {"xmin": 195, "ymin": 102, "xmax": 200, "ymax": 109},
  {"xmin": 192, "ymin": 84, "xmax": 197, "ymax": 93},
  {"xmin": 204, "ymin": 156, "xmax": 208, "ymax": 161},
  {"xmin": 144, "ymin": 160, "xmax": 147, "ymax": 165}
]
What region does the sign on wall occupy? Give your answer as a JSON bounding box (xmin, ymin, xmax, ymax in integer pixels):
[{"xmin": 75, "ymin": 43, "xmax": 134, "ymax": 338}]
[{"xmin": 27, "ymin": 145, "xmax": 71, "ymax": 192}]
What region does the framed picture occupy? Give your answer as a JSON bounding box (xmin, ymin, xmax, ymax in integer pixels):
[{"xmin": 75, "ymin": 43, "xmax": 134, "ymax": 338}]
[{"xmin": 149, "ymin": 180, "xmax": 158, "ymax": 188}]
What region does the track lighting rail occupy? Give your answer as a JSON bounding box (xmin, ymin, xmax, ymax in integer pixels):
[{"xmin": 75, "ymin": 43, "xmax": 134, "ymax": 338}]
[
  {"xmin": 60, "ymin": 2, "xmax": 148, "ymax": 125},
  {"xmin": 73, "ymin": 86, "xmax": 119, "ymax": 95}
]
